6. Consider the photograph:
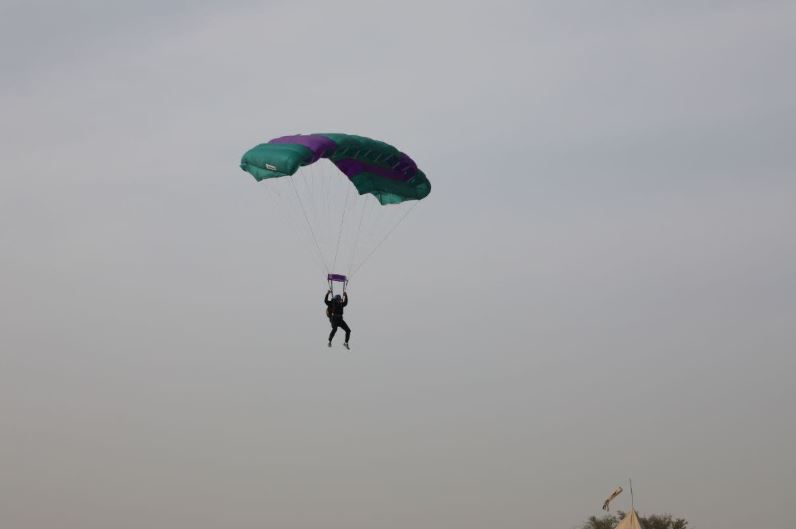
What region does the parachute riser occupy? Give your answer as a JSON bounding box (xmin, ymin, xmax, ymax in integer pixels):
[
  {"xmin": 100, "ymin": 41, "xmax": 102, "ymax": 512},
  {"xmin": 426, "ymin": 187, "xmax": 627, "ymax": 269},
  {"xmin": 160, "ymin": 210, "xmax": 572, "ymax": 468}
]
[{"xmin": 327, "ymin": 273, "xmax": 348, "ymax": 296}]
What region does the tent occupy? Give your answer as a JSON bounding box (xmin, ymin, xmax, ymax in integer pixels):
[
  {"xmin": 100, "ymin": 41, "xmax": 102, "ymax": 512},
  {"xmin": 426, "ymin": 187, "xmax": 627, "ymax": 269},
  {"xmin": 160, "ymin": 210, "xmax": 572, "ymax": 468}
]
[{"xmin": 616, "ymin": 508, "xmax": 644, "ymax": 529}]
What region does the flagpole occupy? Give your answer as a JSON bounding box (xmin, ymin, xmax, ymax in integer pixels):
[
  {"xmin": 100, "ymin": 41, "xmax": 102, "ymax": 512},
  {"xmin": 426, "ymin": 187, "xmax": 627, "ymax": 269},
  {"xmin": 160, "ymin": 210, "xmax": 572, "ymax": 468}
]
[{"xmin": 629, "ymin": 478, "xmax": 634, "ymax": 511}]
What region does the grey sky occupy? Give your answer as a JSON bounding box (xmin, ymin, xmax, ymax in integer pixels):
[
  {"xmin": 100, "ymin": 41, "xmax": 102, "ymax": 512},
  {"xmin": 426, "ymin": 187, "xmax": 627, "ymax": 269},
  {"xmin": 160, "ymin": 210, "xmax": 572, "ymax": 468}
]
[{"xmin": 1, "ymin": 1, "xmax": 794, "ymax": 528}]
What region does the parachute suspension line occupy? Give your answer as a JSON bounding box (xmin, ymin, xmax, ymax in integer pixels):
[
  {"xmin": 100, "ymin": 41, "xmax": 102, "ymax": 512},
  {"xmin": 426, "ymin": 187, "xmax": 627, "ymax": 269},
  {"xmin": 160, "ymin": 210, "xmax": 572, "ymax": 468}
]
[
  {"xmin": 288, "ymin": 174, "xmax": 328, "ymax": 273},
  {"xmin": 331, "ymin": 185, "xmax": 351, "ymax": 273},
  {"xmin": 320, "ymin": 163, "xmax": 330, "ymax": 249},
  {"xmin": 350, "ymin": 201, "xmax": 419, "ymax": 279},
  {"xmin": 302, "ymin": 164, "xmax": 321, "ymax": 257},
  {"xmin": 346, "ymin": 194, "xmax": 369, "ymax": 276},
  {"xmin": 259, "ymin": 181, "xmax": 327, "ymax": 277}
]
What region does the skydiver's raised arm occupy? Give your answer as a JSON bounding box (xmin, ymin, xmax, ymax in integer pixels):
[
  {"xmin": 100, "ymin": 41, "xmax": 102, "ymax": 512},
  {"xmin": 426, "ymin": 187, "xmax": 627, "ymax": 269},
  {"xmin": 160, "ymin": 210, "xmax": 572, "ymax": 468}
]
[
  {"xmin": 342, "ymin": 292, "xmax": 348, "ymax": 307},
  {"xmin": 324, "ymin": 290, "xmax": 331, "ymax": 305}
]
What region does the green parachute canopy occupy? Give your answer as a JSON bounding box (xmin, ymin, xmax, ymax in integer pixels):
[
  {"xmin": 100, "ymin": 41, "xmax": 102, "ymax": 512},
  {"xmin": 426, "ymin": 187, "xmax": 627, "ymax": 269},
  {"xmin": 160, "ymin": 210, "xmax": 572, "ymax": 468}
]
[{"xmin": 240, "ymin": 133, "xmax": 431, "ymax": 205}]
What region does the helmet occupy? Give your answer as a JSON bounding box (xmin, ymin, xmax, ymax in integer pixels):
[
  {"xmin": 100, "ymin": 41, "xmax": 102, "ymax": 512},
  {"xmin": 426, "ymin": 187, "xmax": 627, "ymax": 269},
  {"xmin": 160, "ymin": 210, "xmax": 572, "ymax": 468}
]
[{"xmin": 333, "ymin": 295, "xmax": 342, "ymax": 302}]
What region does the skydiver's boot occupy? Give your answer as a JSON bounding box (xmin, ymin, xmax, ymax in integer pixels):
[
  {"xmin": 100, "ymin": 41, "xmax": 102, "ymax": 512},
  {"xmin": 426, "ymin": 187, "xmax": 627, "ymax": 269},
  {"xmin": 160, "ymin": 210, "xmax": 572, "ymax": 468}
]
[
  {"xmin": 328, "ymin": 341, "xmax": 332, "ymax": 348},
  {"xmin": 343, "ymin": 342, "xmax": 350, "ymax": 350}
]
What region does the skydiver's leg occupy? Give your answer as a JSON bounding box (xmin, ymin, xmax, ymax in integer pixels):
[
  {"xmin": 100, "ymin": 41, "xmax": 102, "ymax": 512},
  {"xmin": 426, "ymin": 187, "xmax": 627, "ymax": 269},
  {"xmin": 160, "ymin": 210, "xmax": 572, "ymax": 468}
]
[
  {"xmin": 339, "ymin": 320, "xmax": 351, "ymax": 343},
  {"xmin": 329, "ymin": 320, "xmax": 339, "ymax": 342}
]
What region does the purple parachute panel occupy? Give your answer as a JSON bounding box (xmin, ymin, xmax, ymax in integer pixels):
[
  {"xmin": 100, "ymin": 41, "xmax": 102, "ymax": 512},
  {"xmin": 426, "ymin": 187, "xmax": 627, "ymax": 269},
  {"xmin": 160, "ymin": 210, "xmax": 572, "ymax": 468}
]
[{"xmin": 269, "ymin": 134, "xmax": 337, "ymax": 164}]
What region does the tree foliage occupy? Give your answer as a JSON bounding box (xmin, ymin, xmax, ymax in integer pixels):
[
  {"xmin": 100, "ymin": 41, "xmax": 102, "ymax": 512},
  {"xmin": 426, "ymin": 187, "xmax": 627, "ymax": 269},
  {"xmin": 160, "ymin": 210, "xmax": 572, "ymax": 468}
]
[
  {"xmin": 580, "ymin": 512, "xmax": 689, "ymax": 529},
  {"xmin": 582, "ymin": 514, "xmax": 618, "ymax": 529}
]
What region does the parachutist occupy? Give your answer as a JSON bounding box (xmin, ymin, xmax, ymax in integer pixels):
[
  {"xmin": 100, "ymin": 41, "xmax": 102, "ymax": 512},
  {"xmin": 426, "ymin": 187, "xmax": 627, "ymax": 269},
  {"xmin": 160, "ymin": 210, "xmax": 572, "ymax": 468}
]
[
  {"xmin": 325, "ymin": 290, "xmax": 351, "ymax": 348},
  {"xmin": 238, "ymin": 134, "xmax": 429, "ymax": 344}
]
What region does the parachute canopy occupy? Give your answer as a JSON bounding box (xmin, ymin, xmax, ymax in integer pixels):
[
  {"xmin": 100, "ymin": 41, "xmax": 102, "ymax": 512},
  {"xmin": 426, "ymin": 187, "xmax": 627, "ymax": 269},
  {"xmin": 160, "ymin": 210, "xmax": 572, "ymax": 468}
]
[{"xmin": 240, "ymin": 133, "xmax": 431, "ymax": 205}]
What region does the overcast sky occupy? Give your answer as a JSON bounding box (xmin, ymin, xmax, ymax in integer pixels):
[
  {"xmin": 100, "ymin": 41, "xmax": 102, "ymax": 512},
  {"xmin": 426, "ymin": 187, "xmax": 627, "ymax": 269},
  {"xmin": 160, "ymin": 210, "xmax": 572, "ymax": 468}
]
[{"xmin": 1, "ymin": 1, "xmax": 794, "ymax": 528}]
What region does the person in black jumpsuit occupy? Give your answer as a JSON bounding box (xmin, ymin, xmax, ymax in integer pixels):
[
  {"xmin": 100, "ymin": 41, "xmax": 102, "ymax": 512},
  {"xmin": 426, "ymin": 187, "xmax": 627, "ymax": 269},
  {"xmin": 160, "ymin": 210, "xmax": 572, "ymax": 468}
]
[{"xmin": 325, "ymin": 291, "xmax": 350, "ymax": 348}]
